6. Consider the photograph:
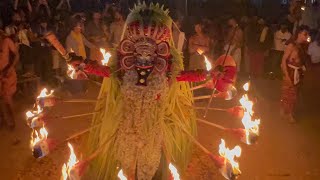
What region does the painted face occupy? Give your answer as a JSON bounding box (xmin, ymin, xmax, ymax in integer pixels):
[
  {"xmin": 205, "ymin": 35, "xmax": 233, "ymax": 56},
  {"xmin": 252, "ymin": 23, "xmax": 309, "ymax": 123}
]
[{"xmin": 119, "ymin": 38, "xmax": 170, "ymax": 86}]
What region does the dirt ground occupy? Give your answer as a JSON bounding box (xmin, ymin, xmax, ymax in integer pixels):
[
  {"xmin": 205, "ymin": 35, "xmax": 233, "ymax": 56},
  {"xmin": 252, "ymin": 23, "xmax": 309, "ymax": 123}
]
[{"xmin": 1, "ymin": 74, "xmax": 320, "ymax": 180}]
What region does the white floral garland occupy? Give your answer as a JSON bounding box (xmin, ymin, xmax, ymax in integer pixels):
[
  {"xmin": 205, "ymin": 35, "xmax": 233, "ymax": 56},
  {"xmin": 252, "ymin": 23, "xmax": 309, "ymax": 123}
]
[{"xmin": 116, "ymin": 70, "xmax": 169, "ymax": 180}]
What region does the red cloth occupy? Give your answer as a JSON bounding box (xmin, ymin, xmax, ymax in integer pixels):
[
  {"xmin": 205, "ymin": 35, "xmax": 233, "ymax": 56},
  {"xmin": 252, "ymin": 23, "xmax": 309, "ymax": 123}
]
[
  {"xmin": 248, "ymin": 51, "xmax": 265, "ymax": 76},
  {"xmin": 280, "ymin": 79, "xmax": 297, "ymax": 114},
  {"xmin": 176, "ymin": 70, "xmax": 207, "ymax": 82},
  {"xmin": 209, "ymin": 66, "xmax": 237, "ymax": 92},
  {"xmin": 84, "ymin": 63, "xmax": 110, "ymax": 77}
]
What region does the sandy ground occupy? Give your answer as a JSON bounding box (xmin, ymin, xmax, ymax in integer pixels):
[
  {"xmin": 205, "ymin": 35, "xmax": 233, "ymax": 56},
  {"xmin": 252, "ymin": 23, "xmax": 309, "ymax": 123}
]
[{"xmin": 0, "ymin": 75, "xmax": 320, "ymax": 180}]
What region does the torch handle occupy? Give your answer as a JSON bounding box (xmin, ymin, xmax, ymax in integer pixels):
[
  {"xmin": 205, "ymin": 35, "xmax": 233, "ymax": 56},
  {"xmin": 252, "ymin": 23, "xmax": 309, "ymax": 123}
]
[
  {"xmin": 197, "ymin": 119, "xmax": 227, "ymax": 130},
  {"xmin": 44, "ymin": 31, "xmax": 70, "ymax": 61},
  {"xmin": 181, "ymin": 127, "xmax": 211, "ymax": 155}
]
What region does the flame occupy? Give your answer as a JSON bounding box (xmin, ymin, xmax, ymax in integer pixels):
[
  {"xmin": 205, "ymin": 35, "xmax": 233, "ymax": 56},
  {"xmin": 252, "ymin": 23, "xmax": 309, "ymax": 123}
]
[
  {"xmin": 204, "ymin": 56, "xmax": 212, "ymax": 71},
  {"xmin": 61, "ymin": 143, "xmax": 79, "ymax": 180},
  {"xmin": 30, "ymin": 127, "xmax": 48, "ymax": 147},
  {"xmin": 100, "ymin": 48, "xmax": 112, "ymax": 66},
  {"xmin": 239, "ymin": 95, "xmax": 253, "ymax": 115},
  {"xmin": 218, "ymin": 139, "xmax": 241, "ymax": 173},
  {"xmin": 169, "ymin": 163, "xmax": 180, "ymax": 180},
  {"xmin": 37, "ymin": 88, "xmax": 54, "ymax": 99},
  {"xmin": 301, "ymin": 6, "xmax": 306, "ymax": 11},
  {"xmin": 307, "ymin": 36, "xmax": 311, "ymax": 43},
  {"xmin": 70, "ymin": 48, "xmax": 74, "ymax": 53},
  {"xmin": 197, "ymin": 48, "xmax": 204, "ymax": 55},
  {"xmin": 26, "ymin": 111, "xmax": 35, "ymax": 119},
  {"xmin": 117, "ymin": 169, "xmax": 127, "ymax": 180},
  {"xmin": 67, "ymin": 64, "xmax": 77, "ymax": 79},
  {"xmin": 243, "ymin": 82, "xmax": 250, "ymax": 91},
  {"xmin": 241, "ymin": 112, "xmax": 260, "ymax": 144},
  {"xmin": 239, "ymin": 94, "xmax": 260, "ymax": 144},
  {"xmin": 26, "ymin": 105, "xmax": 43, "ymax": 120},
  {"xmin": 61, "ymin": 164, "xmax": 68, "ymax": 180}
]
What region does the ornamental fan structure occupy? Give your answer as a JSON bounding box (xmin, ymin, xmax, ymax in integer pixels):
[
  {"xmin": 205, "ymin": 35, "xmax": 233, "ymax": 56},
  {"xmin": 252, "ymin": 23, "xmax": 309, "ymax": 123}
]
[
  {"xmin": 31, "ymin": 2, "xmax": 259, "ymax": 180},
  {"xmin": 87, "ymin": 3, "xmax": 196, "ymax": 179}
]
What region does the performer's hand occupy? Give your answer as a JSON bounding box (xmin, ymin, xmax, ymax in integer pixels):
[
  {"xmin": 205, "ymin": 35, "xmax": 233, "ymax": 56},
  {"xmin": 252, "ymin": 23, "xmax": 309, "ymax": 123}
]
[{"xmin": 69, "ymin": 53, "xmax": 84, "ymax": 68}]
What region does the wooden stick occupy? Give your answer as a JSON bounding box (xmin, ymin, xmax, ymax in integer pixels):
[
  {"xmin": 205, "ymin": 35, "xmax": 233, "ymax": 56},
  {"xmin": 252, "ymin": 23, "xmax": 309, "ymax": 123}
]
[
  {"xmin": 181, "ymin": 127, "xmax": 211, "ymax": 155},
  {"xmin": 89, "ymin": 80, "xmax": 102, "ymax": 87},
  {"xmin": 190, "ymin": 83, "xmax": 206, "ymax": 91},
  {"xmin": 65, "ymin": 123, "xmax": 101, "ymax": 142},
  {"xmin": 194, "ymin": 107, "xmax": 228, "ymax": 112},
  {"xmin": 193, "ymin": 95, "xmax": 211, "ymax": 100},
  {"xmin": 197, "ymin": 119, "xmax": 227, "ymax": 130},
  {"xmin": 63, "ymin": 99, "xmax": 97, "ymax": 103},
  {"xmin": 61, "ymin": 112, "xmax": 96, "ymax": 119},
  {"xmin": 203, "ymin": 88, "xmax": 217, "ymax": 118}
]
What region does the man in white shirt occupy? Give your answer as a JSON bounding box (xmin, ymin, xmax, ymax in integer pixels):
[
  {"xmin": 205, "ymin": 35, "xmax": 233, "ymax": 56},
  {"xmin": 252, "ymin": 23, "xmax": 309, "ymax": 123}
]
[
  {"xmin": 267, "ymin": 23, "xmax": 292, "ymax": 79},
  {"xmin": 308, "ymin": 35, "xmax": 320, "ymax": 64}
]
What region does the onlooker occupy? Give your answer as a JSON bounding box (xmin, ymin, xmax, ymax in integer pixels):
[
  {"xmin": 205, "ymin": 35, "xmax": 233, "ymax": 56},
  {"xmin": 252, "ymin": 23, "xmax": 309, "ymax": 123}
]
[
  {"xmin": 4, "ymin": 13, "xmax": 21, "ymax": 41},
  {"xmin": 226, "ymin": 17, "xmax": 243, "ymax": 50},
  {"xmin": 86, "ymin": 10, "xmax": 109, "ymax": 60},
  {"xmin": 32, "ymin": 18, "xmax": 53, "ymax": 82},
  {"xmin": 188, "ymin": 21, "xmax": 210, "ymax": 70},
  {"xmin": 224, "ymin": 42, "xmax": 241, "ymax": 72},
  {"xmin": 109, "ymin": 10, "xmax": 125, "ymax": 47},
  {"xmin": 172, "ymin": 17, "xmax": 186, "ymax": 53},
  {"xmin": 267, "ymin": 23, "xmax": 292, "ymax": 78},
  {"xmin": 308, "ymin": 32, "xmax": 320, "ymax": 64},
  {"xmin": 66, "ymin": 19, "xmax": 96, "ymax": 59},
  {"xmin": 0, "ymin": 30, "xmax": 19, "ymax": 130}
]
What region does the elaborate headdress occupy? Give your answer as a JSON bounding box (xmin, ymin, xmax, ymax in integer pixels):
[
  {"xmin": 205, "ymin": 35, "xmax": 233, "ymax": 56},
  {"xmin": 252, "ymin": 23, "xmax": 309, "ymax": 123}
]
[{"xmin": 118, "ymin": 2, "xmax": 173, "ymax": 85}]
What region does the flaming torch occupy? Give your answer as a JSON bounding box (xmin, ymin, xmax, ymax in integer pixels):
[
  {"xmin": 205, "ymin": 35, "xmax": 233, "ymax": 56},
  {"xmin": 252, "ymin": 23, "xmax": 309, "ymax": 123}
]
[
  {"xmin": 26, "ymin": 105, "xmax": 46, "ymax": 128},
  {"xmin": 100, "ymin": 48, "xmax": 112, "ymax": 66},
  {"xmin": 31, "ymin": 127, "xmax": 56, "ymax": 158},
  {"xmin": 61, "ymin": 143, "xmax": 79, "ymax": 180},
  {"xmin": 218, "ymin": 139, "xmax": 241, "ymax": 180},
  {"xmin": 169, "ymin": 163, "xmax": 180, "ymax": 180},
  {"xmin": 204, "ymin": 56, "xmax": 212, "ymax": 72},
  {"xmin": 37, "ymin": 88, "xmax": 56, "ymax": 108},
  {"xmin": 67, "ymin": 64, "xmax": 88, "ymax": 80},
  {"xmin": 243, "ymin": 82, "xmax": 250, "ymax": 92},
  {"xmin": 238, "ymin": 83, "xmax": 260, "ymax": 145},
  {"xmin": 117, "ymin": 169, "xmax": 127, "ymax": 180}
]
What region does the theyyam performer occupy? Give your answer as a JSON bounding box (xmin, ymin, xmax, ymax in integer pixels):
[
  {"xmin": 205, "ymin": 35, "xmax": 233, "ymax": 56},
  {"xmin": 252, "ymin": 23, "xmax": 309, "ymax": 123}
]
[{"xmin": 43, "ymin": 2, "xmax": 239, "ymax": 179}]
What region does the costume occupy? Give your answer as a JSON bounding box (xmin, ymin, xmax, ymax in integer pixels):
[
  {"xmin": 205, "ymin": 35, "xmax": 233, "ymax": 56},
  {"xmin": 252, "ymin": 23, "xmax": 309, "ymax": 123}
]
[
  {"xmin": 85, "ymin": 3, "xmax": 197, "ymax": 179},
  {"xmin": 280, "ymin": 57, "xmax": 304, "ymax": 115}
]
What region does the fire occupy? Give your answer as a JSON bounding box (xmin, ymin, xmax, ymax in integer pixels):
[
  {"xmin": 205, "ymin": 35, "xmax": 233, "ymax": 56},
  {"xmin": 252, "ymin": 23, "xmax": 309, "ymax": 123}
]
[
  {"xmin": 301, "ymin": 6, "xmax": 306, "ymax": 11},
  {"xmin": 218, "ymin": 139, "xmax": 241, "ymax": 176},
  {"xmin": 61, "ymin": 143, "xmax": 79, "ymax": 180},
  {"xmin": 117, "ymin": 169, "xmax": 127, "ymax": 180},
  {"xmin": 307, "ymin": 36, "xmax": 311, "ymax": 43},
  {"xmin": 204, "ymin": 56, "xmax": 212, "ymax": 71},
  {"xmin": 26, "ymin": 111, "xmax": 35, "ymax": 119},
  {"xmin": 239, "ymin": 92, "xmax": 260, "ymax": 144},
  {"xmin": 26, "ymin": 105, "xmax": 43, "ymax": 120},
  {"xmin": 37, "ymin": 88, "xmax": 54, "ymax": 99},
  {"xmin": 169, "ymin": 163, "xmax": 180, "ymax": 180},
  {"xmin": 100, "ymin": 48, "xmax": 112, "ymax": 66},
  {"xmin": 241, "ymin": 112, "xmax": 260, "ymax": 145},
  {"xmin": 242, "ymin": 82, "xmax": 250, "ymax": 92},
  {"xmin": 30, "ymin": 127, "xmax": 48, "ymax": 147},
  {"xmin": 197, "ymin": 48, "xmax": 204, "ymax": 55},
  {"xmin": 67, "ymin": 64, "xmax": 77, "ymax": 79},
  {"xmin": 239, "ymin": 95, "xmax": 253, "ymax": 115}
]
